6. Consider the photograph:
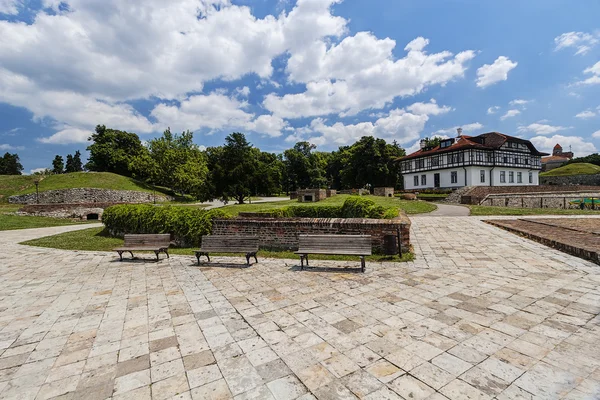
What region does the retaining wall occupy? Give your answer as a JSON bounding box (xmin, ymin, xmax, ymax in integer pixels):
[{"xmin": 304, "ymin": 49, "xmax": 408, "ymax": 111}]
[
  {"xmin": 9, "ymin": 188, "xmax": 171, "ymax": 204},
  {"xmin": 540, "ymin": 174, "xmax": 600, "ymax": 186},
  {"xmin": 212, "ymin": 213, "xmax": 411, "ymax": 253},
  {"xmin": 480, "ymin": 191, "xmax": 600, "ymax": 209}
]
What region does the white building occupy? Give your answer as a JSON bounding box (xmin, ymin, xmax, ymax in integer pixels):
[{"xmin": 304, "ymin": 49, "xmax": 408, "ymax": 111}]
[{"xmin": 400, "ymin": 131, "xmax": 548, "ymax": 190}]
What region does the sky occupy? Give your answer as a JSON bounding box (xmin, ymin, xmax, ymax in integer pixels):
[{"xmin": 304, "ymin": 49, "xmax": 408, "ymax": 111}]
[{"xmin": 0, "ymin": 0, "xmax": 599, "ymax": 174}]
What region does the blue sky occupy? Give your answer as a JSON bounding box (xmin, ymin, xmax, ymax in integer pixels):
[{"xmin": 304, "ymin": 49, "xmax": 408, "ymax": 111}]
[{"xmin": 0, "ymin": 0, "xmax": 599, "ymax": 173}]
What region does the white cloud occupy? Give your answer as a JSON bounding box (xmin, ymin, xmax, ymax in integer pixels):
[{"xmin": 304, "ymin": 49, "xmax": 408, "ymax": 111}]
[
  {"xmin": 487, "ymin": 106, "xmax": 500, "ymax": 115},
  {"xmin": 531, "ymin": 135, "xmax": 597, "ymax": 156},
  {"xmin": 517, "ymin": 123, "xmax": 570, "ymax": 136},
  {"xmin": 150, "ymin": 93, "xmax": 286, "ymax": 137},
  {"xmin": 509, "ymin": 99, "xmax": 530, "ymax": 107},
  {"xmin": 576, "ymin": 61, "xmax": 600, "ymax": 86},
  {"xmin": 500, "ymin": 109, "xmax": 521, "ymax": 120},
  {"xmin": 292, "ymin": 109, "xmax": 429, "ymax": 148},
  {"xmin": 476, "ymin": 56, "xmax": 518, "ymax": 88},
  {"xmin": 236, "ymin": 86, "xmax": 250, "ymax": 98},
  {"xmin": 406, "ymin": 99, "xmax": 453, "ymax": 116},
  {"xmin": 554, "ymin": 31, "xmax": 599, "ymax": 55},
  {"xmin": 435, "ymin": 123, "xmax": 484, "ymax": 135},
  {"xmin": 29, "ymin": 168, "xmax": 47, "ymax": 175},
  {"xmin": 265, "ymin": 35, "xmax": 476, "ymax": 118},
  {"xmin": 0, "ymin": 143, "xmax": 24, "ymax": 150},
  {"xmin": 0, "ymin": 0, "xmax": 19, "ymax": 15},
  {"xmin": 575, "ymin": 110, "xmax": 597, "ymax": 119},
  {"xmin": 38, "ymin": 128, "xmax": 92, "ymax": 144},
  {"xmin": 593, "ymin": 130, "xmax": 600, "ymax": 139}
]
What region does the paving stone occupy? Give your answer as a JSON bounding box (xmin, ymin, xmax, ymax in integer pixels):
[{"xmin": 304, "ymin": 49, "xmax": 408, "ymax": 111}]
[
  {"xmin": 190, "ymin": 378, "xmax": 232, "ymax": 400},
  {"xmin": 388, "ymin": 375, "xmax": 435, "ymax": 400},
  {"xmin": 266, "ymin": 375, "xmax": 307, "ymax": 400}
]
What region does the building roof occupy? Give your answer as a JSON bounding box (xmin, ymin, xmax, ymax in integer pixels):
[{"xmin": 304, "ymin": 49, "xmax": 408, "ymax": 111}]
[
  {"xmin": 553, "ymin": 143, "xmax": 562, "ymax": 150},
  {"xmin": 542, "ymin": 155, "xmax": 570, "ymax": 164},
  {"xmin": 400, "ymin": 131, "xmax": 549, "ymax": 161}
]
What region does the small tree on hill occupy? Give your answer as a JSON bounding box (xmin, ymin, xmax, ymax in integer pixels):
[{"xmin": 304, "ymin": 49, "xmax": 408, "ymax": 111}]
[
  {"xmin": 65, "ymin": 151, "xmax": 84, "ymax": 173},
  {"xmin": 52, "ymin": 155, "xmax": 64, "ymax": 174},
  {"xmin": 0, "ymin": 153, "xmax": 23, "ymax": 175}
]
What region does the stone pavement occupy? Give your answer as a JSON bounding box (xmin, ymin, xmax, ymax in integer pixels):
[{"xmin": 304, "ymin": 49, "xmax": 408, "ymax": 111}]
[{"xmin": 0, "ymin": 218, "xmax": 599, "ymax": 399}]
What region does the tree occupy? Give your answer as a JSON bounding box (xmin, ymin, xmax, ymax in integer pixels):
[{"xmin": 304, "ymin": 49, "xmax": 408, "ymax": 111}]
[
  {"xmin": 423, "ymin": 136, "xmax": 442, "ymax": 148},
  {"xmin": 338, "ymin": 136, "xmax": 405, "ymax": 190},
  {"xmin": 65, "ymin": 151, "xmax": 84, "ymax": 173},
  {"xmin": 51, "ymin": 155, "xmax": 64, "ymax": 174},
  {"xmin": 253, "ymin": 151, "xmax": 284, "ymax": 197},
  {"xmin": 86, "ymin": 125, "xmax": 147, "ymax": 176},
  {"xmin": 130, "ymin": 128, "xmax": 209, "ymax": 198},
  {"xmin": 283, "ymin": 142, "xmax": 327, "ymax": 191},
  {"xmin": 207, "ymin": 133, "xmax": 257, "ymax": 204},
  {"xmin": 568, "ymin": 153, "xmax": 600, "ymax": 166},
  {"xmin": 0, "ymin": 153, "xmax": 23, "ymax": 175}
]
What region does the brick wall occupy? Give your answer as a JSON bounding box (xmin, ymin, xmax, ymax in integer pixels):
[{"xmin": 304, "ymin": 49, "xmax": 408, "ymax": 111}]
[{"xmin": 212, "ymin": 213, "xmax": 411, "ymax": 254}]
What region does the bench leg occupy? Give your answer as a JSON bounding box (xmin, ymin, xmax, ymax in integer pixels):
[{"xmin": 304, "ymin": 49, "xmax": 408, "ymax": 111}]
[
  {"xmin": 196, "ymin": 253, "xmax": 210, "ymax": 265},
  {"xmin": 154, "ymin": 250, "xmax": 160, "ymax": 261},
  {"xmin": 196, "ymin": 253, "xmax": 201, "ymax": 266},
  {"xmin": 245, "ymin": 253, "xmax": 251, "ymax": 266},
  {"xmin": 253, "ymin": 253, "xmax": 258, "ymax": 264},
  {"xmin": 360, "ymin": 256, "xmax": 365, "ymax": 273},
  {"xmin": 305, "ymin": 255, "xmax": 309, "ymax": 266},
  {"xmin": 299, "ymin": 255, "xmax": 304, "ymax": 270},
  {"xmin": 117, "ymin": 251, "xmax": 124, "ymax": 261},
  {"xmin": 164, "ymin": 249, "xmax": 170, "ymax": 259},
  {"xmin": 128, "ymin": 251, "xmax": 134, "ymax": 259}
]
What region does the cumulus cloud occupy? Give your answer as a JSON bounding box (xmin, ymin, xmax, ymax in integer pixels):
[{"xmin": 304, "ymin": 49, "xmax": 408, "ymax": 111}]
[
  {"xmin": 530, "ymin": 135, "xmax": 597, "ymax": 156},
  {"xmin": 150, "ymin": 93, "xmax": 287, "ymax": 137},
  {"xmin": 509, "ymin": 99, "xmax": 530, "ymax": 107},
  {"xmin": 593, "ymin": 130, "xmax": 600, "ymax": 138},
  {"xmin": 575, "ymin": 110, "xmax": 596, "ymax": 119},
  {"xmin": 28, "ymin": 168, "xmax": 47, "ymax": 175},
  {"xmin": 476, "ymin": 56, "xmax": 518, "ymax": 88},
  {"xmin": 290, "ymin": 109, "xmax": 429, "ymax": 148},
  {"xmin": 576, "ymin": 61, "xmax": 600, "ymax": 86},
  {"xmin": 406, "ymin": 99, "xmax": 453, "ymax": 116},
  {"xmin": 487, "ymin": 106, "xmax": 500, "ymax": 115},
  {"xmin": 38, "ymin": 128, "xmax": 92, "ymax": 144},
  {"xmin": 517, "ymin": 123, "xmax": 570, "ymax": 136},
  {"xmin": 554, "ymin": 31, "xmax": 599, "ymax": 55},
  {"xmin": 265, "ymin": 35, "xmax": 475, "ymax": 118},
  {"xmin": 435, "ymin": 123, "xmax": 484, "ymax": 135},
  {"xmin": 500, "ymin": 109, "xmax": 521, "ymax": 120},
  {"xmin": 0, "ymin": 0, "xmax": 19, "ymax": 15}
]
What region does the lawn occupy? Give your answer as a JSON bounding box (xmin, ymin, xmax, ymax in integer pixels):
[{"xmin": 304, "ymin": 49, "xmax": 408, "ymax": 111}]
[
  {"xmin": 0, "ymin": 214, "xmax": 91, "ymax": 231},
  {"xmin": 469, "ymin": 205, "xmax": 600, "ymax": 216},
  {"xmin": 0, "ymin": 172, "xmax": 173, "ymax": 203},
  {"xmin": 219, "ymin": 194, "xmax": 436, "ymax": 216},
  {"xmin": 22, "ymin": 227, "xmax": 414, "ymax": 263},
  {"xmin": 540, "ymin": 163, "xmax": 600, "ymax": 176}
]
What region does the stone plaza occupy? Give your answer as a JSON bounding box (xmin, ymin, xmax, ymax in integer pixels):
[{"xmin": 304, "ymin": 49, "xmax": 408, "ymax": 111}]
[{"xmin": 0, "ymin": 216, "xmax": 599, "ymax": 399}]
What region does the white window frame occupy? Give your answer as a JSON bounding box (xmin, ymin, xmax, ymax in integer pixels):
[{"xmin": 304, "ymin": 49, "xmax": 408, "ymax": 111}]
[
  {"xmin": 500, "ymin": 171, "xmax": 506, "ymax": 183},
  {"xmin": 509, "ymin": 171, "xmax": 514, "ymax": 183},
  {"xmin": 414, "ymin": 176, "xmax": 419, "ymax": 187},
  {"xmin": 529, "ymin": 172, "xmax": 533, "ymax": 184},
  {"xmin": 517, "ymin": 172, "xmax": 522, "ymax": 183},
  {"xmin": 480, "ymin": 170, "xmax": 485, "ymax": 183},
  {"xmin": 451, "ymin": 171, "xmax": 458, "ymax": 184},
  {"xmin": 421, "ymin": 175, "xmax": 426, "ymax": 186}
]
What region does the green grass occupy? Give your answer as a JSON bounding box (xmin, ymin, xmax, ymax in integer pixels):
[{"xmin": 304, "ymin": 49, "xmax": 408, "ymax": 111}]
[
  {"xmin": 22, "ymin": 227, "xmax": 414, "ymax": 262},
  {"xmin": 0, "ymin": 172, "xmax": 172, "ymax": 203},
  {"xmin": 469, "ymin": 205, "xmax": 600, "ymax": 216},
  {"xmin": 0, "ymin": 214, "xmax": 90, "ymax": 231},
  {"xmin": 540, "ymin": 163, "xmax": 600, "ymax": 176},
  {"xmin": 219, "ymin": 194, "xmax": 436, "ymax": 216}
]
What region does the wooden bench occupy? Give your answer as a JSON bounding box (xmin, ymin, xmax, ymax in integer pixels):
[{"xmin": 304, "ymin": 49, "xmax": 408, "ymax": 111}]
[
  {"xmin": 295, "ymin": 234, "xmax": 372, "ymax": 273},
  {"xmin": 113, "ymin": 234, "xmax": 171, "ymax": 261},
  {"xmin": 195, "ymin": 236, "xmax": 259, "ymax": 266}
]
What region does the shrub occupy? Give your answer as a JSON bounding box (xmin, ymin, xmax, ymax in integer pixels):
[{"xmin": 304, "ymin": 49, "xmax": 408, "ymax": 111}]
[
  {"xmin": 102, "ymin": 204, "xmax": 227, "ymax": 246},
  {"xmin": 285, "ymin": 205, "xmax": 343, "ymax": 218},
  {"xmin": 341, "ymin": 197, "xmax": 377, "ymax": 218}
]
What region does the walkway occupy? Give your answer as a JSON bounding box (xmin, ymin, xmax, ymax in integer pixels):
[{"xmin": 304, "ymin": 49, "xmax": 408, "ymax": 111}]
[
  {"xmin": 200, "ymin": 196, "xmax": 290, "ymax": 210},
  {"xmin": 0, "ymin": 219, "xmax": 598, "ymax": 399},
  {"xmin": 414, "ymin": 202, "xmax": 471, "ymax": 217}
]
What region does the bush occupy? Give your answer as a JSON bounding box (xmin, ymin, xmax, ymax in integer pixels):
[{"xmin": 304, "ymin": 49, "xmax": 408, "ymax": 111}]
[
  {"xmin": 286, "ymin": 205, "xmax": 343, "ymax": 218},
  {"xmin": 257, "ymin": 198, "xmax": 397, "ymax": 219},
  {"xmin": 102, "ymin": 204, "xmax": 227, "ymax": 246}
]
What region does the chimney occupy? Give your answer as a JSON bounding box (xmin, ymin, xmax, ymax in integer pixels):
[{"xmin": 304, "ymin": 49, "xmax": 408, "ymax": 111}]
[
  {"xmin": 419, "ymin": 139, "xmax": 427, "ymax": 150},
  {"xmin": 457, "ymin": 127, "xmax": 463, "ymax": 137}
]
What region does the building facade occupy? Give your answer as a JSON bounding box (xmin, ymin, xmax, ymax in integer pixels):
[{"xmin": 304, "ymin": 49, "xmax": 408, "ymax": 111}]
[
  {"xmin": 399, "ymin": 132, "xmax": 548, "ymax": 190},
  {"xmin": 541, "ymin": 144, "xmax": 573, "ymax": 171}
]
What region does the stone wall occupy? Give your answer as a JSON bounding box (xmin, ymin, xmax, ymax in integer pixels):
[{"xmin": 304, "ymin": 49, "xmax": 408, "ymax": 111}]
[
  {"xmin": 16, "ymin": 203, "xmax": 123, "ymax": 220},
  {"xmin": 212, "ymin": 213, "xmax": 411, "ymax": 253},
  {"xmin": 9, "ymin": 188, "xmax": 171, "ymax": 204},
  {"xmin": 374, "ymin": 187, "xmax": 394, "ymax": 197},
  {"xmin": 540, "ymin": 174, "xmax": 600, "ymax": 186},
  {"xmin": 461, "ymin": 185, "xmax": 600, "ymax": 204},
  {"xmin": 480, "ymin": 191, "xmax": 600, "ymax": 209},
  {"xmin": 297, "ymin": 189, "xmax": 327, "ymax": 203}
]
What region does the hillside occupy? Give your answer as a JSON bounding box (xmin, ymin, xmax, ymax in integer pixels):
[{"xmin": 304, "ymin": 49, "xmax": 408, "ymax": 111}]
[
  {"xmin": 540, "ymin": 163, "xmax": 600, "ymax": 177},
  {"xmin": 0, "ymin": 172, "xmax": 166, "ymax": 203}
]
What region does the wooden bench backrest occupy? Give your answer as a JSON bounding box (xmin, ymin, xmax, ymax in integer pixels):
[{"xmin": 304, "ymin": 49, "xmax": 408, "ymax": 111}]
[
  {"xmin": 298, "ymin": 235, "xmax": 372, "ymax": 253},
  {"xmin": 201, "ymin": 235, "xmax": 259, "ymax": 251},
  {"xmin": 123, "ymin": 234, "xmax": 171, "ymax": 247}
]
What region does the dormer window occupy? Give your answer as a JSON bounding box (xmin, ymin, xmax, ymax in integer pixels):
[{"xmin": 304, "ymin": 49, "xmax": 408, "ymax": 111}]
[{"xmin": 440, "ymin": 139, "xmax": 454, "ymax": 149}]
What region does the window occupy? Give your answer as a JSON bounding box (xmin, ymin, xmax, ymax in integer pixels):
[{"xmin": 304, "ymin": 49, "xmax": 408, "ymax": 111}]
[
  {"xmin": 500, "ymin": 171, "xmax": 506, "ymax": 183},
  {"xmin": 517, "ymin": 172, "xmax": 522, "ymax": 183},
  {"xmin": 414, "ymin": 176, "xmax": 419, "ymax": 187},
  {"xmin": 440, "ymin": 139, "xmax": 452, "ymax": 148},
  {"xmin": 431, "ymin": 156, "xmax": 439, "ymax": 167},
  {"xmin": 421, "ymin": 175, "xmax": 426, "ymax": 185},
  {"xmin": 480, "ymin": 170, "xmax": 485, "ymax": 183},
  {"xmin": 486, "ymin": 153, "xmax": 493, "ymax": 162},
  {"xmin": 529, "ymin": 172, "xmax": 533, "ymax": 184},
  {"xmin": 451, "ymin": 171, "xmax": 458, "ymax": 184},
  {"xmin": 509, "ymin": 171, "xmax": 514, "ymax": 183},
  {"xmin": 416, "ymin": 159, "xmax": 425, "ymax": 169},
  {"xmin": 503, "ymin": 156, "xmax": 508, "ymax": 163}
]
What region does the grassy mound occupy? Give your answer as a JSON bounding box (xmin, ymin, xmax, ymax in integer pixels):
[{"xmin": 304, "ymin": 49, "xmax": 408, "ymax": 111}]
[
  {"xmin": 540, "ymin": 163, "xmax": 600, "ymax": 177},
  {"xmin": 0, "ymin": 172, "xmax": 169, "ymax": 203}
]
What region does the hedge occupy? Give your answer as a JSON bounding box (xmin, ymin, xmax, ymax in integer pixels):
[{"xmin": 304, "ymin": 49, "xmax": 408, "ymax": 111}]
[
  {"xmin": 102, "ymin": 204, "xmax": 227, "ymax": 247},
  {"xmin": 259, "ymin": 197, "xmax": 397, "ymax": 219}
]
